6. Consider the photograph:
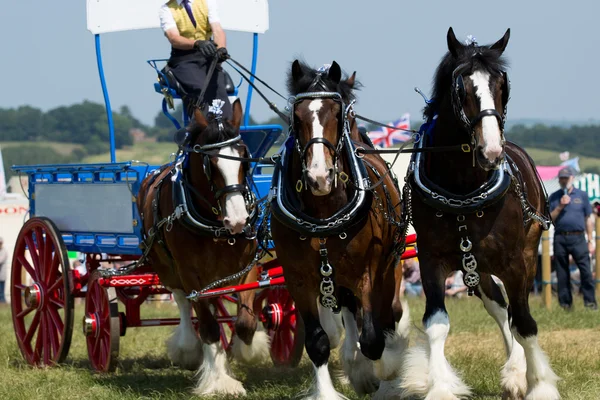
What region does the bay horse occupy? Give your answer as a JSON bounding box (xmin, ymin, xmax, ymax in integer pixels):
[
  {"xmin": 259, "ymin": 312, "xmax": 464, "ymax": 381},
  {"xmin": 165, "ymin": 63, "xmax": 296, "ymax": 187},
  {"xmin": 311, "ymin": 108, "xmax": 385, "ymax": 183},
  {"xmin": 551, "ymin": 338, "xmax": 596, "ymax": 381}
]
[
  {"xmin": 137, "ymin": 98, "xmax": 269, "ymax": 397},
  {"xmin": 270, "ymin": 60, "xmax": 410, "ymax": 399},
  {"xmin": 396, "ymin": 28, "xmax": 559, "ymax": 400}
]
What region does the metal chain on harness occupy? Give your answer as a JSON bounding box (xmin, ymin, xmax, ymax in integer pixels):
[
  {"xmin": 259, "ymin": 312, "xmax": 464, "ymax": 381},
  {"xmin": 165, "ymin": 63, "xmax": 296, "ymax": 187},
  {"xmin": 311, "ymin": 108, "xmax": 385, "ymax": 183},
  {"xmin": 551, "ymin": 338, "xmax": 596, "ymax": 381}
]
[
  {"xmin": 317, "ymin": 238, "xmax": 339, "ymax": 310},
  {"xmin": 186, "ymin": 249, "xmax": 264, "ymax": 302},
  {"xmin": 456, "ymin": 214, "xmax": 480, "ymax": 296},
  {"xmin": 396, "ymin": 182, "xmax": 413, "ymax": 258},
  {"xmin": 509, "ymin": 163, "xmax": 552, "ymax": 230}
]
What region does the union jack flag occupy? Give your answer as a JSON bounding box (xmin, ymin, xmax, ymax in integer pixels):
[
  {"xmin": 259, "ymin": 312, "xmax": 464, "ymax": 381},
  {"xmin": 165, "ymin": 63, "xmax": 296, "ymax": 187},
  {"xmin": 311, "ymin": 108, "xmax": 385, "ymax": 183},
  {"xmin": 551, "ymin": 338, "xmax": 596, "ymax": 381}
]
[{"xmin": 367, "ymin": 114, "xmax": 411, "ymax": 148}]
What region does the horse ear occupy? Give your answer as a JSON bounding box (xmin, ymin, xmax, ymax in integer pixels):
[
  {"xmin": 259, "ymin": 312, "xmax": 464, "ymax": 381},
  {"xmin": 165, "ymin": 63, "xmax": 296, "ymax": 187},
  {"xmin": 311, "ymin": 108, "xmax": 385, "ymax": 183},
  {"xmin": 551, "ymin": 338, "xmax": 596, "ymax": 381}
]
[
  {"xmin": 328, "ymin": 61, "xmax": 342, "ymax": 84},
  {"xmin": 490, "ymin": 28, "xmax": 510, "ymax": 54},
  {"xmin": 292, "ymin": 60, "xmax": 303, "ymax": 82},
  {"xmin": 346, "ymin": 71, "xmax": 357, "ymax": 88},
  {"xmin": 447, "ymin": 27, "xmax": 463, "ymax": 58},
  {"xmin": 229, "ymin": 98, "xmax": 243, "ymax": 130},
  {"xmin": 192, "ymin": 108, "xmax": 209, "ymax": 130}
]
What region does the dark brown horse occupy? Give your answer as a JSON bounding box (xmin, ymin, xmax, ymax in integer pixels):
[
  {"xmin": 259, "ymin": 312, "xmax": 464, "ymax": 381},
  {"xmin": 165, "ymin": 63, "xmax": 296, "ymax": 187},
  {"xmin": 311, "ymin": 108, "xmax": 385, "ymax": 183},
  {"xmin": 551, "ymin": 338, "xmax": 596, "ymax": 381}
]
[
  {"xmin": 270, "ymin": 60, "xmax": 409, "ymax": 399},
  {"xmin": 395, "ymin": 28, "xmax": 559, "ymax": 400},
  {"xmin": 136, "ymin": 99, "xmax": 269, "ymax": 397}
]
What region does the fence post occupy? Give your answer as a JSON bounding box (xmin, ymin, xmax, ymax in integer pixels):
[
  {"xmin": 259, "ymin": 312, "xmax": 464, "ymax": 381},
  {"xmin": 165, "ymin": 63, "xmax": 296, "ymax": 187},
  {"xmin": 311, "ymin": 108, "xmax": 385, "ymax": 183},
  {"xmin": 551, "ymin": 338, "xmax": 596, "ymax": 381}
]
[{"xmin": 541, "ymin": 230, "xmax": 551, "ymax": 309}]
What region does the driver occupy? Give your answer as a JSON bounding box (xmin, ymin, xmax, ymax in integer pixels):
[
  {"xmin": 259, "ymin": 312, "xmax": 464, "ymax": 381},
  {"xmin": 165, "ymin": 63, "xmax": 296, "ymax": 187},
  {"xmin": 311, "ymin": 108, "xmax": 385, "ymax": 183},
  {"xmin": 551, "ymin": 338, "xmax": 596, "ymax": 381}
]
[{"xmin": 159, "ymin": 0, "xmax": 232, "ymax": 119}]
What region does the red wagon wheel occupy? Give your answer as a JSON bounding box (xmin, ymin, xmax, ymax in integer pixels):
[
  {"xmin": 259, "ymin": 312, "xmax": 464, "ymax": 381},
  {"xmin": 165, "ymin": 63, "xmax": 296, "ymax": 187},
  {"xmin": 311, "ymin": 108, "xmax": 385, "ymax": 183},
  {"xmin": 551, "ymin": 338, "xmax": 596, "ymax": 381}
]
[
  {"xmin": 11, "ymin": 217, "xmax": 74, "ymax": 366},
  {"xmin": 259, "ymin": 287, "xmax": 304, "ymax": 367},
  {"xmin": 83, "ymin": 272, "xmax": 121, "ymax": 372}
]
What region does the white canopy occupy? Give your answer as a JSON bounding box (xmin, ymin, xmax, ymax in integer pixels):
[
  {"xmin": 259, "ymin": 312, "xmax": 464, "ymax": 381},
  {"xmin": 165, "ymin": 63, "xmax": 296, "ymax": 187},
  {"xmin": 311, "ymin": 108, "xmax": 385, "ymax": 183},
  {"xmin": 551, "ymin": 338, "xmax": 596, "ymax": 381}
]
[{"xmin": 86, "ymin": 0, "xmax": 270, "ymax": 35}]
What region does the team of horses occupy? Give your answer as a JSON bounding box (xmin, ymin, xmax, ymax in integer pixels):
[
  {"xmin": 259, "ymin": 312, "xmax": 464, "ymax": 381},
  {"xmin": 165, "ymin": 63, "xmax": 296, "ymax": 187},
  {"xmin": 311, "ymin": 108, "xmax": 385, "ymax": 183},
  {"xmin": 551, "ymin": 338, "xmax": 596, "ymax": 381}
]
[{"xmin": 137, "ymin": 28, "xmax": 560, "ymax": 400}]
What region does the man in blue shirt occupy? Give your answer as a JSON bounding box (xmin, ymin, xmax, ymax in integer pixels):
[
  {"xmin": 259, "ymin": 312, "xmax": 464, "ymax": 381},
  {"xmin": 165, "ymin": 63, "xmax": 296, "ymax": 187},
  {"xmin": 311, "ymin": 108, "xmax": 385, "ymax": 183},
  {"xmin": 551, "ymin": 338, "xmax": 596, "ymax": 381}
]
[{"xmin": 549, "ymin": 167, "xmax": 597, "ymax": 310}]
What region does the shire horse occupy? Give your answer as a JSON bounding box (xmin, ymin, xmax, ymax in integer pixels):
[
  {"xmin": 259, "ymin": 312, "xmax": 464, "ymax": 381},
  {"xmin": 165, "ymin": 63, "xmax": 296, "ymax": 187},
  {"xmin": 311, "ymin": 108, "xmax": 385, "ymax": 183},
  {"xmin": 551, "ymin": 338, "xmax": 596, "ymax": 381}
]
[
  {"xmin": 396, "ymin": 28, "xmax": 560, "ymax": 400},
  {"xmin": 136, "ymin": 99, "xmax": 269, "ymax": 397},
  {"xmin": 270, "ymin": 60, "xmax": 409, "ymax": 399}
]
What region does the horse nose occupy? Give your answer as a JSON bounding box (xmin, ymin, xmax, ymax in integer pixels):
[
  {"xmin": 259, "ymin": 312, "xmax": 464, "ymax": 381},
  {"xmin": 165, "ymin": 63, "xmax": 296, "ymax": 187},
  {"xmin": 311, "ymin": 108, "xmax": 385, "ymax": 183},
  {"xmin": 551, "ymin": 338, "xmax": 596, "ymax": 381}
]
[
  {"xmin": 476, "ymin": 146, "xmax": 501, "ymax": 171},
  {"xmin": 482, "ymin": 143, "xmax": 503, "ymax": 162},
  {"xmin": 223, "ymin": 217, "xmax": 245, "ymax": 235},
  {"xmin": 306, "ymin": 168, "xmax": 334, "ymax": 193}
]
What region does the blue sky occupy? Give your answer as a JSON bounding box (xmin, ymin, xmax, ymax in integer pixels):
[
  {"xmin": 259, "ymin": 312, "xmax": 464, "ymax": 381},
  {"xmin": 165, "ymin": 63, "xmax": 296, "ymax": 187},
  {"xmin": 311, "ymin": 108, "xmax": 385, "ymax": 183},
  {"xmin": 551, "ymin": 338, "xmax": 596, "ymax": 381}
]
[{"xmin": 1, "ymin": 0, "xmax": 599, "ymax": 126}]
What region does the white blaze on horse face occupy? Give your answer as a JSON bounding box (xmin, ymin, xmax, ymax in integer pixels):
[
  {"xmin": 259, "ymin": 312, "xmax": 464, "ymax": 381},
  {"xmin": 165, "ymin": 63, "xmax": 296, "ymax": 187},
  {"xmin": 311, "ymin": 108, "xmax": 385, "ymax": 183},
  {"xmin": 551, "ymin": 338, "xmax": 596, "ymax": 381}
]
[
  {"xmin": 217, "ymin": 146, "xmax": 248, "ymax": 235},
  {"xmin": 306, "ymin": 100, "xmax": 332, "ymax": 195},
  {"xmin": 470, "ymin": 70, "xmax": 503, "ymax": 162}
]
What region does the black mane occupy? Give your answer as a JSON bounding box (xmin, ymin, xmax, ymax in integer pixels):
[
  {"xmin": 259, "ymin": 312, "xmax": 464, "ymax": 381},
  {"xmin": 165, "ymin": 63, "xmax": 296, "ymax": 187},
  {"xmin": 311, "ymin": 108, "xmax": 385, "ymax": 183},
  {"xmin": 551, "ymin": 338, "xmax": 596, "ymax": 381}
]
[
  {"xmin": 286, "ymin": 60, "xmax": 359, "ymax": 102},
  {"xmin": 424, "ymin": 44, "xmax": 509, "ymax": 121}
]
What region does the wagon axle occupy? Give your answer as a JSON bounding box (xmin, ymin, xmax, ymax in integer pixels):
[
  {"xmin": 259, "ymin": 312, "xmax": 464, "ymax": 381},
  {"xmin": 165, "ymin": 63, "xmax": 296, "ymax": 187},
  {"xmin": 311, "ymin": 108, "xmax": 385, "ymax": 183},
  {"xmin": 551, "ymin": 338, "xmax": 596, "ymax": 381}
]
[
  {"xmin": 23, "ymin": 283, "xmax": 43, "ymax": 310},
  {"xmin": 82, "ymin": 313, "xmax": 100, "ymax": 337}
]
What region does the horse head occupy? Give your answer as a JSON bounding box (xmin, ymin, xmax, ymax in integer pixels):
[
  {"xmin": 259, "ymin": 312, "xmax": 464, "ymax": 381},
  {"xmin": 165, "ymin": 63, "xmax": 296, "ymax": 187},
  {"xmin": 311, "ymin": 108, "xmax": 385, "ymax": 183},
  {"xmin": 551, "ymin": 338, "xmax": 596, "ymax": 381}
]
[
  {"xmin": 436, "ymin": 27, "xmax": 511, "ymax": 171},
  {"xmin": 190, "ymin": 98, "xmax": 251, "ymax": 235},
  {"xmin": 288, "ymin": 60, "xmax": 357, "ymax": 196}
]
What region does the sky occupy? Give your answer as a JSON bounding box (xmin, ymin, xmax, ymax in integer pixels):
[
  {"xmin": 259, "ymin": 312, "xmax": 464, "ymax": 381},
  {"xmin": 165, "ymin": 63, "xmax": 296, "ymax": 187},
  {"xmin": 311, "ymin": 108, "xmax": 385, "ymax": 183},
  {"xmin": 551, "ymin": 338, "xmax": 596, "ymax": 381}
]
[{"xmin": 1, "ymin": 0, "xmax": 599, "ymax": 128}]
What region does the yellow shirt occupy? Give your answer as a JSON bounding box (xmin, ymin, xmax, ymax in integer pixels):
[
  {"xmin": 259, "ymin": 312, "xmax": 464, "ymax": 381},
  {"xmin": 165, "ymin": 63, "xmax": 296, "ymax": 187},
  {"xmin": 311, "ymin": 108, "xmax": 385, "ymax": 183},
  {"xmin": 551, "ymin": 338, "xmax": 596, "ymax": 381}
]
[{"xmin": 161, "ymin": 0, "xmax": 213, "ymax": 41}]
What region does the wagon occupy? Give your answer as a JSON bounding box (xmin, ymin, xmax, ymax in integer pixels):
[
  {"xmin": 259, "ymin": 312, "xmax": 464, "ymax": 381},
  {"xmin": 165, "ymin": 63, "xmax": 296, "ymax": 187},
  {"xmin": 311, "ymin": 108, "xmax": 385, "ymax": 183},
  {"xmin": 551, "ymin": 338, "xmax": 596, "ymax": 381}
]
[{"xmin": 9, "ymin": 0, "xmax": 304, "ymax": 373}]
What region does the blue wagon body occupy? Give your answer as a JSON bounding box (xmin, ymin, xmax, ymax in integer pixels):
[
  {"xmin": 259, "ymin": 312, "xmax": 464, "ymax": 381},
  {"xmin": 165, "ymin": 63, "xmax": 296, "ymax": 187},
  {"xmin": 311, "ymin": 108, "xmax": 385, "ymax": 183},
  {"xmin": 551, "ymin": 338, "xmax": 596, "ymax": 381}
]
[{"xmin": 12, "ymin": 125, "xmax": 282, "ymax": 256}]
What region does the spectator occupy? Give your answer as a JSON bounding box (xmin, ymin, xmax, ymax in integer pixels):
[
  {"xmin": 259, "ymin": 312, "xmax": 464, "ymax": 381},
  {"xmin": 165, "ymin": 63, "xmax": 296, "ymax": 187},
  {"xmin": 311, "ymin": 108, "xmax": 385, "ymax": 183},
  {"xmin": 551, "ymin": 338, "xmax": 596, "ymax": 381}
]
[
  {"xmin": 445, "ymin": 270, "xmax": 468, "ymax": 298},
  {"xmin": 400, "ymin": 258, "xmax": 423, "ymax": 297},
  {"xmin": 549, "ymin": 167, "xmax": 597, "ymax": 311}
]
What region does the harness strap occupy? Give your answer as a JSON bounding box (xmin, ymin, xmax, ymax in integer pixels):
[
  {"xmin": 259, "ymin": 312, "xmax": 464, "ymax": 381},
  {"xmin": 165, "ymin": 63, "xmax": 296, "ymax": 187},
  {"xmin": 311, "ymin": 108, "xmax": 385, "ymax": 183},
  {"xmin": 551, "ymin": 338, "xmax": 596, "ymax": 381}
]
[{"xmin": 225, "ymin": 59, "xmax": 290, "ymax": 124}]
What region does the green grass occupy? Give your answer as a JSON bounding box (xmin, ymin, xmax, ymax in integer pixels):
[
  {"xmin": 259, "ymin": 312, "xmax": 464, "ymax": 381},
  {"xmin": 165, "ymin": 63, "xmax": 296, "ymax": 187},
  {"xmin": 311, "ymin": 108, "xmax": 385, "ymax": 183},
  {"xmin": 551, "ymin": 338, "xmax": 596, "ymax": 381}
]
[
  {"xmin": 82, "ymin": 142, "xmax": 179, "ymax": 165},
  {"xmin": 0, "ymin": 141, "xmax": 84, "ymax": 156},
  {"xmin": 0, "ymin": 295, "xmax": 598, "ymax": 399}
]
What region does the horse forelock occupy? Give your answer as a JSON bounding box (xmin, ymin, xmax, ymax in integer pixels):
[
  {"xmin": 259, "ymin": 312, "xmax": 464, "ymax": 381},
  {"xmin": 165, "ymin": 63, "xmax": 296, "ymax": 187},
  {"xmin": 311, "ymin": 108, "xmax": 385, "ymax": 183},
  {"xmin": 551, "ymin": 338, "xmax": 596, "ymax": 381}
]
[
  {"xmin": 286, "ymin": 60, "xmax": 359, "ymax": 103},
  {"xmin": 424, "ymin": 45, "xmax": 509, "ymax": 121}
]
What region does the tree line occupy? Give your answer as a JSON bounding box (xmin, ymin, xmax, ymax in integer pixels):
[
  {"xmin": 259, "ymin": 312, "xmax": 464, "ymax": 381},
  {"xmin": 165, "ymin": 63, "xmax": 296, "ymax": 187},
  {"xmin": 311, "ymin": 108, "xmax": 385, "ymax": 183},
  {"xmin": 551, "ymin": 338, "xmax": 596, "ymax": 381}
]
[{"xmin": 1, "ymin": 101, "xmax": 598, "ymax": 181}]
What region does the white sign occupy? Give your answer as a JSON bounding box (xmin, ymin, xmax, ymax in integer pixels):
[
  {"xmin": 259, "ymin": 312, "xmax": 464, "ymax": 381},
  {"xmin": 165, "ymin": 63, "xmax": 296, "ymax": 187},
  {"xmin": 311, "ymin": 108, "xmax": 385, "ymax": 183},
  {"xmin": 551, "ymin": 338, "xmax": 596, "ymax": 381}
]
[{"xmin": 87, "ymin": 0, "xmax": 270, "ymax": 35}]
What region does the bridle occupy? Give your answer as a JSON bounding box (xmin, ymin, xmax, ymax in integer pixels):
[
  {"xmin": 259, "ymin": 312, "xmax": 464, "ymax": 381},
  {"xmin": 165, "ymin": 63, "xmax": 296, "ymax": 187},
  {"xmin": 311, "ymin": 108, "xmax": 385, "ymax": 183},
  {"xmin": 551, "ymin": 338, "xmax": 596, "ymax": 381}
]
[
  {"xmin": 191, "ymin": 134, "xmax": 255, "ymax": 216},
  {"xmin": 290, "ymin": 90, "xmax": 354, "ymax": 189},
  {"xmin": 451, "ymin": 62, "xmax": 510, "ymax": 145}
]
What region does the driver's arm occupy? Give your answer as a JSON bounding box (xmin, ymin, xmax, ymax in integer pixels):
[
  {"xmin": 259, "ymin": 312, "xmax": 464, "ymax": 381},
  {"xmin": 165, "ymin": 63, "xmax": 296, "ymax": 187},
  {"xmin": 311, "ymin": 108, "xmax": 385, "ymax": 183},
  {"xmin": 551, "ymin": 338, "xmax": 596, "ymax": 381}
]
[
  {"xmin": 211, "ymin": 22, "xmax": 226, "ymax": 48},
  {"xmin": 207, "ymin": 0, "xmax": 226, "ymax": 48},
  {"xmin": 164, "ymin": 28, "xmax": 196, "ymax": 50}
]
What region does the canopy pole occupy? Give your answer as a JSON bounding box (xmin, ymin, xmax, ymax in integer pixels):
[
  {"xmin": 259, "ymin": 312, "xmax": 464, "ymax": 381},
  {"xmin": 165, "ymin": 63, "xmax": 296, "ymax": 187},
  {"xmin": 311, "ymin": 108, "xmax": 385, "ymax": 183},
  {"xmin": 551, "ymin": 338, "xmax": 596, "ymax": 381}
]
[
  {"xmin": 243, "ymin": 33, "xmax": 259, "ymax": 127},
  {"xmin": 95, "ymin": 34, "xmax": 116, "ymax": 163}
]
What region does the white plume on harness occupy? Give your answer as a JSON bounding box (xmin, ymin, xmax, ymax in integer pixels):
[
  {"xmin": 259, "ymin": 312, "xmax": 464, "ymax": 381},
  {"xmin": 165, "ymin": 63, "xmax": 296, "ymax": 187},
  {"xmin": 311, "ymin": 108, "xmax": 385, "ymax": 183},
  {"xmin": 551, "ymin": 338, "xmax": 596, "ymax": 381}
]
[
  {"xmin": 465, "ymin": 35, "xmax": 478, "ymax": 46},
  {"xmin": 317, "ymin": 64, "xmax": 331, "ymax": 73},
  {"xmin": 209, "ymin": 99, "xmax": 225, "ymax": 131}
]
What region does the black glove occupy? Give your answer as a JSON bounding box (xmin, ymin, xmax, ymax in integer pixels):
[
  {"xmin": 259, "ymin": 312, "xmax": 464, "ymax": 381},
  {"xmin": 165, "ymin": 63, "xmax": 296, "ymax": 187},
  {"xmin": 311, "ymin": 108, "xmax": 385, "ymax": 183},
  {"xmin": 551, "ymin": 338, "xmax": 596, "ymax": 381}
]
[
  {"xmin": 193, "ymin": 40, "xmax": 217, "ymax": 57},
  {"xmin": 216, "ymin": 47, "xmax": 229, "ymax": 62}
]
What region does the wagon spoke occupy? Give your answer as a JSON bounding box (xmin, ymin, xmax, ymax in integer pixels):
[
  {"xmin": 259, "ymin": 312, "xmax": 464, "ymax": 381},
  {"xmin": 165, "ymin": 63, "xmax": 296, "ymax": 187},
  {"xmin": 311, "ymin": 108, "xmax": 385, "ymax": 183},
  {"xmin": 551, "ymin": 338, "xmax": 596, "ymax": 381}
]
[
  {"xmin": 15, "ymin": 284, "xmax": 28, "ymax": 290},
  {"xmin": 33, "ymin": 316, "xmax": 45, "ymax": 364},
  {"xmin": 47, "ymin": 305, "xmax": 64, "ymax": 334},
  {"xmin": 24, "ymin": 311, "xmax": 42, "ymax": 345},
  {"xmin": 46, "ymin": 252, "xmax": 59, "ymax": 286},
  {"xmin": 41, "ymin": 312, "xmax": 51, "ymax": 364},
  {"xmin": 94, "ymin": 323, "xmax": 102, "ymax": 350},
  {"xmin": 24, "ymin": 233, "xmax": 41, "ymax": 277},
  {"xmin": 48, "ymin": 276, "xmax": 63, "ymax": 293},
  {"xmin": 18, "ymin": 255, "xmax": 38, "ymax": 282},
  {"xmin": 47, "ymin": 312, "xmax": 60, "ymax": 359},
  {"xmin": 48, "ymin": 297, "xmax": 64, "ymax": 309},
  {"xmin": 42, "ymin": 233, "xmax": 54, "ymax": 281},
  {"xmin": 16, "ymin": 306, "xmax": 35, "ymax": 319},
  {"xmin": 34, "ymin": 228, "xmax": 46, "ymax": 281},
  {"xmin": 100, "ymin": 339, "xmax": 107, "ymax": 367}
]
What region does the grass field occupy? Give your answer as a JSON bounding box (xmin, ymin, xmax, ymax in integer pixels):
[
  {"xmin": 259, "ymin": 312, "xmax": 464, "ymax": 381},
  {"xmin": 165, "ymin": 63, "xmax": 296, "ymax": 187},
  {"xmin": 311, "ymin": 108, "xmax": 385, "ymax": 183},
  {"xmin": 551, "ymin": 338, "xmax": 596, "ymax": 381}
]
[
  {"xmin": 0, "ymin": 141, "xmax": 85, "ymax": 156},
  {"xmin": 0, "ymin": 295, "xmax": 598, "ymax": 400}
]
